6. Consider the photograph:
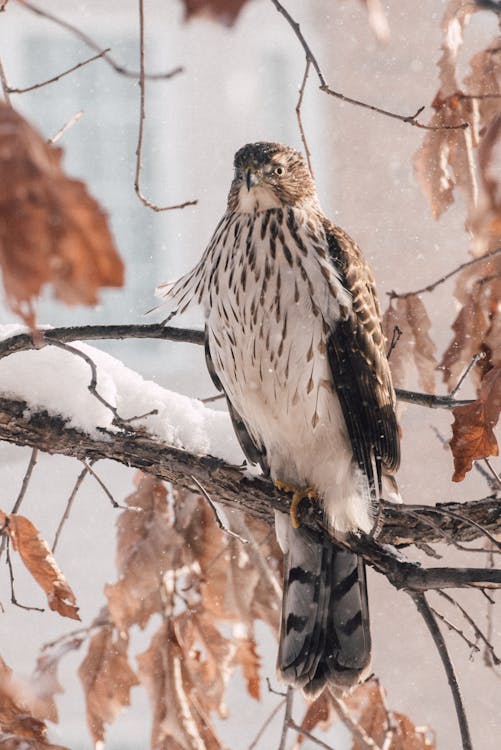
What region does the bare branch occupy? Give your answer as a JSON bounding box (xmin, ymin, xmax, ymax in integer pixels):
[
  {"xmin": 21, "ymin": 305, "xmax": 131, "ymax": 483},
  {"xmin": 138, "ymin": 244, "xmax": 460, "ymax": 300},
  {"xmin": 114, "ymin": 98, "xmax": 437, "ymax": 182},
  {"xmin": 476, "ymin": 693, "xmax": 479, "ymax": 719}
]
[
  {"xmin": 330, "ymin": 693, "xmax": 383, "ymax": 750},
  {"xmin": 5, "ymin": 539, "xmax": 45, "ymax": 613},
  {"xmin": 2, "ymin": 394, "xmax": 501, "ymax": 588},
  {"xmin": 278, "ymin": 686, "xmax": 293, "ymax": 750},
  {"xmin": 15, "ymin": 0, "xmax": 183, "ymax": 82},
  {"xmin": 135, "ymin": 0, "xmax": 197, "ymax": 212},
  {"xmin": 0, "ymin": 56, "xmax": 12, "ymax": 105},
  {"xmin": 288, "ymin": 719, "xmax": 336, "ymax": 750},
  {"xmin": 410, "ymin": 593, "xmax": 472, "ymax": 750},
  {"xmin": 247, "ymin": 697, "xmax": 286, "ymax": 750},
  {"xmin": 0, "ymin": 447, "xmax": 38, "ymax": 561},
  {"xmin": 428, "ymin": 604, "xmax": 481, "ymax": 654},
  {"xmin": 0, "ymin": 326, "xmax": 475, "ymax": 411},
  {"xmin": 388, "ymin": 247, "xmax": 501, "ymax": 300},
  {"xmin": 437, "ymin": 590, "xmax": 501, "ymax": 665},
  {"xmin": 268, "ymin": 0, "xmax": 467, "ymax": 131},
  {"xmin": 7, "ymin": 49, "xmax": 109, "ymax": 94},
  {"xmin": 295, "ymin": 59, "xmax": 314, "ymax": 177},
  {"xmin": 49, "ymin": 110, "xmax": 84, "ymax": 145},
  {"xmin": 191, "ymin": 474, "xmax": 248, "ymax": 544},
  {"xmin": 52, "ymin": 464, "xmax": 90, "ymax": 552}
]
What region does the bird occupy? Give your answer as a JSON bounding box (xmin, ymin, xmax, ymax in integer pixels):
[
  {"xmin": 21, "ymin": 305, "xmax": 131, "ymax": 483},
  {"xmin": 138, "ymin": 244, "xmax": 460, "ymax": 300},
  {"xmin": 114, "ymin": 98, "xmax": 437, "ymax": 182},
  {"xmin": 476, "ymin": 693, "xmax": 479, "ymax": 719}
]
[{"xmin": 156, "ymin": 141, "xmax": 400, "ymax": 697}]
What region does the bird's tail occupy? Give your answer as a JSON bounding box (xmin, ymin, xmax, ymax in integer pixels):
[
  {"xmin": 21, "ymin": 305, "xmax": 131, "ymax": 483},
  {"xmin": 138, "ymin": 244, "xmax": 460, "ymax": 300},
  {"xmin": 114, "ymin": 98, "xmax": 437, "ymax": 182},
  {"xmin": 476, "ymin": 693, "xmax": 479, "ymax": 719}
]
[{"xmin": 276, "ymin": 520, "xmax": 371, "ymax": 698}]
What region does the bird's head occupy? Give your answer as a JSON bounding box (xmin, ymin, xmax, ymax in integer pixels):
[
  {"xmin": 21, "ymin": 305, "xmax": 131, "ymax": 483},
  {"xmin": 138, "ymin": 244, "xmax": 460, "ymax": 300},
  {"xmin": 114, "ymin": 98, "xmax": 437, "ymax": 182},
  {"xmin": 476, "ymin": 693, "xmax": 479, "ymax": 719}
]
[{"xmin": 227, "ymin": 142, "xmax": 319, "ymax": 213}]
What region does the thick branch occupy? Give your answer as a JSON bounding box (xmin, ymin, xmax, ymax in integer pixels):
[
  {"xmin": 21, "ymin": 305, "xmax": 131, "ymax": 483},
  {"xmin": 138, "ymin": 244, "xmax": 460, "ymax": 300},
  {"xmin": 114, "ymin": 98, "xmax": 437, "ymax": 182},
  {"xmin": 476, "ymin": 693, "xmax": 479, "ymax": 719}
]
[{"xmin": 1, "ymin": 395, "xmax": 500, "ymax": 592}]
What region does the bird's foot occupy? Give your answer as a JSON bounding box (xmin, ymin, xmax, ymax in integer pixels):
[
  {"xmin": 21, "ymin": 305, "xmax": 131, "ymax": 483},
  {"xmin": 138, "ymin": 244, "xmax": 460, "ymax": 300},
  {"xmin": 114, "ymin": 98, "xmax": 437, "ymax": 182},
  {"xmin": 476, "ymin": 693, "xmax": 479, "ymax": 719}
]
[{"xmin": 274, "ymin": 480, "xmax": 317, "ymax": 529}]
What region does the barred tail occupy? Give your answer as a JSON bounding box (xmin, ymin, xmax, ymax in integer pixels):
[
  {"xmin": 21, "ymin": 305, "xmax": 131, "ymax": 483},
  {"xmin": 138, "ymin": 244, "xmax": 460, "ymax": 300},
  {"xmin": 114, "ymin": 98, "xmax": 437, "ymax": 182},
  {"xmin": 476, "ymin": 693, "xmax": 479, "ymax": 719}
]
[{"xmin": 276, "ymin": 520, "xmax": 371, "ymax": 697}]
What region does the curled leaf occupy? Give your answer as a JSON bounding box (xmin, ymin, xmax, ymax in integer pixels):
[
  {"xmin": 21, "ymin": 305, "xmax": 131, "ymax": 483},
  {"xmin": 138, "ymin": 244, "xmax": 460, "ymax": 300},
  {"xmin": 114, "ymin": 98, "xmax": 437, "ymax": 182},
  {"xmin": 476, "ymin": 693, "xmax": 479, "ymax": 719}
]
[
  {"xmin": 450, "ymin": 365, "xmax": 501, "ymax": 481},
  {"xmin": 78, "ymin": 627, "xmax": 138, "ymax": 745},
  {"xmin": 0, "ymin": 102, "xmax": 123, "ymax": 326},
  {"xmin": 182, "ymin": 0, "xmax": 249, "ymax": 26},
  {"xmin": 0, "ymin": 511, "xmax": 80, "ymax": 620}
]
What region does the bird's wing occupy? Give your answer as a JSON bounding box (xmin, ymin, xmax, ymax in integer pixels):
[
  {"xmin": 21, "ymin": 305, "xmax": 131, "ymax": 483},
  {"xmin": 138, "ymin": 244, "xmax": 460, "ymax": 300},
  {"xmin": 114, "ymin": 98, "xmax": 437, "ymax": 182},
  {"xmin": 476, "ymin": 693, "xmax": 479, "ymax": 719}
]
[
  {"xmin": 204, "ymin": 329, "xmax": 268, "ymax": 472},
  {"xmin": 323, "ymin": 221, "xmax": 400, "ymax": 493}
]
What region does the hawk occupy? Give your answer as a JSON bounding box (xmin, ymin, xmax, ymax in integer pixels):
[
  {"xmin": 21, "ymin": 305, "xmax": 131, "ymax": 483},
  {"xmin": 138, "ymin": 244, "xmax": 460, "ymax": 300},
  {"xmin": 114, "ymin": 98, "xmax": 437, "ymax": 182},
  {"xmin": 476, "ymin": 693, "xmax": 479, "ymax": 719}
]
[{"xmin": 157, "ymin": 142, "xmax": 400, "ymax": 696}]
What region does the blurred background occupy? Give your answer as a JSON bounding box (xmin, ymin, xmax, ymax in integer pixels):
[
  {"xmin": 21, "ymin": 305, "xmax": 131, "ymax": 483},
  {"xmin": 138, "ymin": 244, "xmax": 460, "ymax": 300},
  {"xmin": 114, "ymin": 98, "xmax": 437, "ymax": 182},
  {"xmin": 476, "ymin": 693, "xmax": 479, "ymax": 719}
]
[{"xmin": 0, "ymin": 1, "xmax": 499, "ymax": 747}]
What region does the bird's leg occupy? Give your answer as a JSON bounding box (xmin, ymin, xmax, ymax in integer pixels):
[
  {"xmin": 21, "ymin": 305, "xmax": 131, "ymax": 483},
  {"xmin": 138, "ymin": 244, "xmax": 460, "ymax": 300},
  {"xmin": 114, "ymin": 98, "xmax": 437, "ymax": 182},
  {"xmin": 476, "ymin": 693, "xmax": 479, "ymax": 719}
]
[{"xmin": 274, "ymin": 480, "xmax": 317, "ymax": 529}]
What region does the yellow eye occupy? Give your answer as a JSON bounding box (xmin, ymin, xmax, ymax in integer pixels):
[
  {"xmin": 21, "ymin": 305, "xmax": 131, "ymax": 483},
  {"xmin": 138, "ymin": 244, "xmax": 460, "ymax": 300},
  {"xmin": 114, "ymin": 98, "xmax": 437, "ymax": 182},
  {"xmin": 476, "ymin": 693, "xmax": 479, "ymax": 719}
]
[{"xmin": 274, "ymin": 166, "xmax": 285, "ymax": 176}]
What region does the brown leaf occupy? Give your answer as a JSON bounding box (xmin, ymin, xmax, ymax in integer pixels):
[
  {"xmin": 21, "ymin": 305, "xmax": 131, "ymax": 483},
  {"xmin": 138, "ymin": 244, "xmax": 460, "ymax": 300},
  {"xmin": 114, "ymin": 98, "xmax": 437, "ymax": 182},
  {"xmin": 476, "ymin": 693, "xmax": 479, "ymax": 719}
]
[
  {"xmin": 0, "ymin": 102, "xmax": 123, "ymax": 326},
  {"xmin": 182, "ymin": 0, "xmax": 250, "ymax": 26},
  {"xmin": 233, "ymin": 636, "xmax": 260, "ymax": 700},
  {"xmin": 175, "ymin": 611, "xmax": 235, "ymax": 718},
  {"xmin": 382, "ymin": 297, "xmax": 436, "ymax": 392},
  {"xmin": 450, "ymin": 365, "xmax": 501, "ymax": 481},
  {"xmin": 137, "ymin": 620, "xmax": 223, "ymax": 750},
  {"xmin": 0, "ymin": 657, "xmax": 52, "ymax": 742},
  {"xmin": 293, "ymin": 690, "xmax": 338, "ymax": 747},
  {"xmin": 105, "ymin": 474, "xmax": 184, "ymax": 630},
  {"xmin": 0, "ymin": 511, "xmax": 80, "ymax": 620},
  {"xmin": 0, "ymin": 740, "xmax": 69, "ymax": 750},
  {"xmin": 78, "ymin": 626, "xmax": 138, "ymax": 745},
  {"xmin": 347, "ymin": 681, "xmax": 435, "ymax": 750}
]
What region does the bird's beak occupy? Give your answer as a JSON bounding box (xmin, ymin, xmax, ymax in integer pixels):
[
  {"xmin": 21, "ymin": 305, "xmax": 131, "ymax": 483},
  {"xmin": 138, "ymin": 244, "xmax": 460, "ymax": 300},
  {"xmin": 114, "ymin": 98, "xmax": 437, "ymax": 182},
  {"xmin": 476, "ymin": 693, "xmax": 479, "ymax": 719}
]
[{"xmin": 245, "ymin": 168, "xmax": 259, "ymax": 191}]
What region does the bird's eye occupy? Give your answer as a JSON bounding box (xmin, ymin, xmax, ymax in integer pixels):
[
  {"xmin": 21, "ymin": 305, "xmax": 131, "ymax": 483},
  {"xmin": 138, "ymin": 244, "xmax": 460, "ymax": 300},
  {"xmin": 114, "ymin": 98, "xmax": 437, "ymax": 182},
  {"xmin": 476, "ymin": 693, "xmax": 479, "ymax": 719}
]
[{"xmin": 274, "ymin": 166, "xmax": 285, "ymax": 176}]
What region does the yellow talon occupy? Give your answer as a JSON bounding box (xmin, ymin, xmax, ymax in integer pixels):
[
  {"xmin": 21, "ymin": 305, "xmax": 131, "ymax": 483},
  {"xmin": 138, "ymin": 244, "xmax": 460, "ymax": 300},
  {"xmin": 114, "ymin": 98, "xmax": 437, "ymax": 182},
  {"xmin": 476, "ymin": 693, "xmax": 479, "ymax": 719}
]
[{"xmin": 274, "ymin": 481, "xmax": 317, "ymax": 529}]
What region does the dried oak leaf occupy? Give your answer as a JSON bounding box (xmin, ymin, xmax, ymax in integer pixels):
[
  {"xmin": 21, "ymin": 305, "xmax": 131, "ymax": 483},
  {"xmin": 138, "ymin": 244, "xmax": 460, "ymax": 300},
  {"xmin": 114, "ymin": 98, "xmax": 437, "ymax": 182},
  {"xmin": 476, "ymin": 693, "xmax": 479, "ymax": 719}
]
[
  {"xmin": 293, "ymin": 690, "xmax": 338, "ymax": 748},
  {"xmin": 0, "ymin": 657, "xmax": 69, "ymax": 748},
  {"xmin": 450, "ymin": 365, "xmax": 501, "ymax": 481},
  {"xmin": 174, "ymin": 610, "xmax": 235, "ymax": 718},
  {"xmin": 0, "ymin": 511, "xmax": 79, "ymax": 620},
  {"xmin": 137, "ymin": 619, "xmax": 223, "ymax": 750},
  {"xmin": 383, "ymin": 296, "xmax": 436, "ymax": 393},
  {"xmin": 233, "ymin": 636, "xmax": 260, "ymax": 700},
  {"xmin": 78, "ymin": 626, "xmax": 138, "ymax": 745},
  {"xmin": 347, "ymin": 681, "xmax": 434, "ymax": 750},
  {"xmin": 105, "ymin": 474, "xmax": 184, "ymax": 631},
  {"xmin": 440, "ymin": 260, "xmax": 501, "ymax": 389},
  {"xmin": 0, "ymin": 102, "xmax": 123, "ymax": 326},
  {"xmin": 413, "ymin": 2, "xmax": 479, "ymax": 219},
  {"xmin": 182, "ymin": 0, "xmax": 250, "ymax": 26}
]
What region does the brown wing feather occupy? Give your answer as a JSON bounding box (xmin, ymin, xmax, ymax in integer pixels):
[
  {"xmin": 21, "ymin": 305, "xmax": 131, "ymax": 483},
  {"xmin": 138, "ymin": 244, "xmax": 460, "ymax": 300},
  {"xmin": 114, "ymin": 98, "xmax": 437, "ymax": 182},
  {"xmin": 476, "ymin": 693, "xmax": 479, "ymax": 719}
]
[{"xmin": 323, "ymin": 221, "xmax": 400, "ymax": 490}]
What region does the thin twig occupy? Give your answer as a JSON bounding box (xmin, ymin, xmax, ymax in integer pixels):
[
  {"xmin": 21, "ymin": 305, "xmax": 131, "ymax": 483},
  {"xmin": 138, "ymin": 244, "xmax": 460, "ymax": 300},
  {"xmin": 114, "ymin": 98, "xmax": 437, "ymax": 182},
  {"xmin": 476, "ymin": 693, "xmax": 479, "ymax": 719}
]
[
  {"xmin": 450, "ymin": 352, "xmax": 485, "ymax": 398},
  {"xmin": 268, "ymin": 0, "xmax": 467, "ymax": 131},
  {"xmin": 266, "ymin": 677, "xmax": 287, "ymax": 697},
  {"xmin": 295, "ymin": 59, "xmax": 314, "ymax": 177},
  {"xmin": 49, "ymin": 110, "xmax": 84, "ymax": 144},
  {"xmin": 5, "ymin": 540, "xmax": 44, "ymax": 612},
  {"xmin": 52, "ymin": 465, "xmax": 90, "ymax": 552},
  {"xmin": 288, "ymin": 719, "xmax": 336, "ymax": 750},
  {"xmin": 83, "ymin": 461, "xmax": 129, "ymax": 510},
  {"xmin": 388, "ymin": 247, "xmax": 501, "ymax": 300},
  {"xmin": 12, "ymin": 448, "xmax": 38, "ymax": 514},
  {"xmin": 483, "ymin": 458, "xmax": 501, "ymax": 490},
  {"xmin": 394, "ymin": 388, "xmax": 473, "ymax": 409},
  {"xmin": 7, "ymin": 49, "xmax": 108, "ymax": 94},
  {"xmin": 201, "ymin": 393, "xmax": 225, "ymax": 404},
  {"xmin": 191, "ymin": 475, "xmax": 248, "ymax": 543},
  {"xmin": 330, "ymin": 694, "xmax": 383, "ymax": 750},
  {"xmin": 429, "ymin": 604, "xmax": 480, "ymax": 654},
  {"xmin": 135, "ymin": 0, "xmax": 197, "ymax": 212},
  {"xmin": 0, "ymin": 448, "xmax": 38, "ymax": 560},
  {"xmin": 386, "ymin": 325, "xmax": 402, "ymax": 360},
  {"xmin": 47, "ymin": 340, "xmax": 122, "ymax": 426},
  {"xmin": 16, "ymin": 0, "xmax": 184, "ymax": 82},
  {"xmin": 0, "ymin": 57, "xmax": 12, "ymax": 105},
  {"xmin": 278, "ymin": 686, "xmax": 294, "ymax": 750},
  {"xmin": 437, "ymin": 590, "xmax": 501, "ymax": 665},
  {"xmin": 248, "ymin": 698, "xmax": 286, "ymax": 750},
  {"xmin": 411, "ymin": 592, "xmax": 472, "ymax": 750}
]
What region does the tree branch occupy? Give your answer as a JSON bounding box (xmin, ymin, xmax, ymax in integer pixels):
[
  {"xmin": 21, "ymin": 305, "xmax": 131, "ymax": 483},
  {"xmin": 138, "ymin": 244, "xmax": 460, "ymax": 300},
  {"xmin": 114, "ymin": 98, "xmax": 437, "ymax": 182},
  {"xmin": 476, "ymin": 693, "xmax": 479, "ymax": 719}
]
[
  {"xmin": 1, "ymin": 395, "xmax": 500, "ymax": 592},
  {"xmin": 0, "ymin": 326, "xmax": 474, "ymax": 409}
]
